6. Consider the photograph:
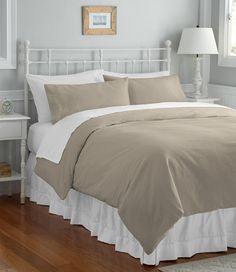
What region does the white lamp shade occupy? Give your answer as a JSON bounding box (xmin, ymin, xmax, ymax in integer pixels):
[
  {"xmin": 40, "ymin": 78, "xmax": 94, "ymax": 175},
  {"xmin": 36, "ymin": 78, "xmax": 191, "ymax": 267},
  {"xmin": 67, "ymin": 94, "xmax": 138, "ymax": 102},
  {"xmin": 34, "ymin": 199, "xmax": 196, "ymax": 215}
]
[{"xmin": 177, "ymin": 28, "xmax": 218, "ymax": 55}]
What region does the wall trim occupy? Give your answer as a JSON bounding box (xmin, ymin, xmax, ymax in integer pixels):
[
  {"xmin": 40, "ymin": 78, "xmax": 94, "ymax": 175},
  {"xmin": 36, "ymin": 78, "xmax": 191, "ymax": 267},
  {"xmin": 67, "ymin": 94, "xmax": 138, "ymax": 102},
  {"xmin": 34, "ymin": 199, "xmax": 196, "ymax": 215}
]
[
  {"xmin": 0, "ymin": 86, "xmax": 193, "ymax": 101},
  {"xmin": 199, "ymin": 0, "xmax": 212, "ymax": 27},
  {"xmin": 182, "ymin": 83, "xmax": 194, "ymax": 94},
  {"xmin": 1, "ymin": 84, "xmax": 235, "ymax": 106},
  {"xmin": 208, "ymin": 83, "xmax": 236, "ymax": 109},
  {"xmin": 199, "ymin": 0, "xmax": 212, "ymax": 94},
  {"xmin": 208, "ymin": 83, "xmax": 236, "ymax": 95},
  {"xmin": 0, "ymin": 90, "xmax": 27, "ymax": 101},
  {"xmin": 183, "ymin": 83, "xmax": 236, "ymax": 109},
  {"xmin": 0, "ymin": 85, "xmax": 194, "ymax": 101}
]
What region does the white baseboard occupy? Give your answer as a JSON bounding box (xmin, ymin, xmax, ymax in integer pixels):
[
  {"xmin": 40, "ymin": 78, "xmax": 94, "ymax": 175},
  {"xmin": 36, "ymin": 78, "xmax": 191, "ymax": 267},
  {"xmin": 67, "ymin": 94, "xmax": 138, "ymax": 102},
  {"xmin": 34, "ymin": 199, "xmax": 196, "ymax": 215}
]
[{"xmin": 0, "ymin": 182, "xmax": 20, "ymax": 196}]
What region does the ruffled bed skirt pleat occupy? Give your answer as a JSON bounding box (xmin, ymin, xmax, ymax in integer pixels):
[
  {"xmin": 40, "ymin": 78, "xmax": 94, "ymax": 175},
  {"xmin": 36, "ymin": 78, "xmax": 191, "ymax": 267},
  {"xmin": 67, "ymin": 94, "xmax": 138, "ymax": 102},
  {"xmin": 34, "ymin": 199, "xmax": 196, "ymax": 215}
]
[{"xmin": 26, "ymin": 153, "xmax": 236, "ymax": 265}]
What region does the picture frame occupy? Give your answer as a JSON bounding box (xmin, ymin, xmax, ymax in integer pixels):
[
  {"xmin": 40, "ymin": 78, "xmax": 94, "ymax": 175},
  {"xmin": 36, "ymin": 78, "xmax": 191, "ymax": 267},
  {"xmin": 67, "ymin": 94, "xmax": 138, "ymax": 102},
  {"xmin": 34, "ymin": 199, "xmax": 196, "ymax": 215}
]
[{"xmin": 82, "ymin": 6, "xmax": 117, "ymax": 35}]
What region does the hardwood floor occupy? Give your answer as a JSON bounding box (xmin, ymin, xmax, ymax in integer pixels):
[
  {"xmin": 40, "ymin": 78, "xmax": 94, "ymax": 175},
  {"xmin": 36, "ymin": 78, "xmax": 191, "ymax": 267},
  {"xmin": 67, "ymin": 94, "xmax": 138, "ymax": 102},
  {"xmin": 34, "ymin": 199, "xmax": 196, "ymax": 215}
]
[{"xmin": 0, "ymin": 195, "xmax": 235, "ymax": 272}]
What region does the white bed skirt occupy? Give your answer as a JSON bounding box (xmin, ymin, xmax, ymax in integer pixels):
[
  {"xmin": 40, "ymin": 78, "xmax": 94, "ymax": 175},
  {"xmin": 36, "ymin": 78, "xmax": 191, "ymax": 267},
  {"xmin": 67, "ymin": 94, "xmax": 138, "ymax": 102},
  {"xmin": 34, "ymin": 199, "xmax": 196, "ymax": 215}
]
[{"xmin": 26, "ymin": 153, "xmax": 236, "ymax": 266}]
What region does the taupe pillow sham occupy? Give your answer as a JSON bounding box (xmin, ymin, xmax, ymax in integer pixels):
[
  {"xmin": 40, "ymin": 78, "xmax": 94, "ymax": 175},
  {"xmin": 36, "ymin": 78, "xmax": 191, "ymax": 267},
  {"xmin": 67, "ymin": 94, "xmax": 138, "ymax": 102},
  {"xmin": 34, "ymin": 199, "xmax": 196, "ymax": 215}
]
[
  {"xmin": 129, "ymin": 75, "xmax": 186, "ymax": 104},
  {"xmin": 45, "ymin": 78, "xmax": 129, "ymax": 123},
  {"xmin": 104, "ymin": 74, "xmax": 186, "ymax": 104},
  {"xmin": 103, "ymin": 75, "xmax": 120, "ymax": 81}
]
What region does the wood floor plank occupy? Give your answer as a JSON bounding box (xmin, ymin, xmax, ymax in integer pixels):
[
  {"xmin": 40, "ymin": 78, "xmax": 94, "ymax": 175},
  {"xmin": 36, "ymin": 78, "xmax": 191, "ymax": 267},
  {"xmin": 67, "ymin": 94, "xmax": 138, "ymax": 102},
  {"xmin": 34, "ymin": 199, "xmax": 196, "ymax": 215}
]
[
  {"xmin": 0, "ymin": 243, "xmax": 41, "ymax": 272},
  {"xmin": 0, "ymin": 216, "xmax": 69, "ymax": 267},
  {"xmin": 0, "ymin": 230, "xmax": 58, "ymax": 272},
  {"xmin": 0, "ymin": 195, "xmax": 235, "ymax": 272}
]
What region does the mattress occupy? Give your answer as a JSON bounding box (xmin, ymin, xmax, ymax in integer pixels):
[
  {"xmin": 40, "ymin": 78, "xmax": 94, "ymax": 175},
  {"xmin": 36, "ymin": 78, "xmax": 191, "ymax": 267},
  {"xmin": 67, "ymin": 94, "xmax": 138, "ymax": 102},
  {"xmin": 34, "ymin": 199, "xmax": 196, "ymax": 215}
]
[
  {"xmin": 27, "ymin": 122, "xmax": 52, "ymax": 154},
  {"xmin": 26, "ymin": 152, "xmax": 236, "ymax": 266}
]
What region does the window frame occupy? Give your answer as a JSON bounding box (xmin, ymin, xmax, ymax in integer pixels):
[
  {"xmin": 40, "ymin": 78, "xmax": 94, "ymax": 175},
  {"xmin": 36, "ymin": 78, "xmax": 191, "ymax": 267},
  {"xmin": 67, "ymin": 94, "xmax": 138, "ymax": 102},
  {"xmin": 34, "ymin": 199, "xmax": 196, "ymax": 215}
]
[
  {"xmin": 0, "ymin": 0, "xmax": 17, "ymax": 69},
  {"xmin": 218, "ymin": 0, "xmax": 236, "ymax": 67}
]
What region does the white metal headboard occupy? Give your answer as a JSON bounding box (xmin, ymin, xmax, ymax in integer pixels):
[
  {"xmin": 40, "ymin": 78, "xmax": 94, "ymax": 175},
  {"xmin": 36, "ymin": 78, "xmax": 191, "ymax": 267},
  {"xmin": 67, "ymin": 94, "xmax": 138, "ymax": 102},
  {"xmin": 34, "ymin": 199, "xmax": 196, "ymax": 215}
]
[{"xmin": 24, "ymin": 40, "xmax": 172, "ymax": 116}]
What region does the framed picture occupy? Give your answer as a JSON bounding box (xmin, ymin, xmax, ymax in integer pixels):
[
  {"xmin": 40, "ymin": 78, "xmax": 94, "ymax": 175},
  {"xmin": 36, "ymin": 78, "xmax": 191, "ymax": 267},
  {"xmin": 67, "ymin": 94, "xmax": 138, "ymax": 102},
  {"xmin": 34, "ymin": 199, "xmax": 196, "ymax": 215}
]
[{"xmin": 83, "ymin": 6, "xmax": 117, "ymax": 35}]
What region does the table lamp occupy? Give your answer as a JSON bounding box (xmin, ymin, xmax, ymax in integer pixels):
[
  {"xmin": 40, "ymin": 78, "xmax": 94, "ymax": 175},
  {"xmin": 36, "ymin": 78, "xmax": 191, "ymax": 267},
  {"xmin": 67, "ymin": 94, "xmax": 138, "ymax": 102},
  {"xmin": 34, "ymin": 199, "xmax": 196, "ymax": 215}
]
[{"xmin": 178, "ymin": 27, "xmax": 218, "ymax": 98}]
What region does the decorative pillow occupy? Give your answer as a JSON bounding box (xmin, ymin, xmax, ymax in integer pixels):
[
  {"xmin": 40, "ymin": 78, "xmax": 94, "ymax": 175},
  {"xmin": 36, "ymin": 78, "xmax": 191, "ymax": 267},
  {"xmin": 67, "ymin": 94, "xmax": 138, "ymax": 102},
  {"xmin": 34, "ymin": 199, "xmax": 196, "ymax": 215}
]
[
  {"xmin": 27, "ymin": 70, "xmax": 104, "ymax": 123},
  {"xmin": 128, "ymin": 75, "xmax": 186, "ymax": 104},
  {"xmin": 103, "ymin": 71, "xmax": 170, "ymax": 81},
  {"xmin": 45, "ymin": 78, "xmax": 130, "ymax": 124}
]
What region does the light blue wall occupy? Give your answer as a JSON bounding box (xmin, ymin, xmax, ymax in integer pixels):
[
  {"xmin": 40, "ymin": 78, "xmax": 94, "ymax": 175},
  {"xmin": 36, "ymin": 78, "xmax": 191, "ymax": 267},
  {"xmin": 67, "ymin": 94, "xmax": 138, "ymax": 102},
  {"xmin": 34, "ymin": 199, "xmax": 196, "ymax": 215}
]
[{"xmin": 0, "ymin": 0, "xmax": 199, "ymax": 90}]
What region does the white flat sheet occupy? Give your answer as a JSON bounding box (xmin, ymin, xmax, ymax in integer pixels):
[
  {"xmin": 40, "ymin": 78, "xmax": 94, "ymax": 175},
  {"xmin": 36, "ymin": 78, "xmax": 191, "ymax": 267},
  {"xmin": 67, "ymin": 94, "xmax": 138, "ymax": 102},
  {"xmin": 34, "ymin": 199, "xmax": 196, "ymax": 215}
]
[
  {"xmin": 26, "ymin": 153, "xmax": 236, "ymax": 266},
  {"xmin": 37, "ymin": 102, "xmax": 227, "ymax": 164},
  {"xmin": 28, "ymin": 122, "xmax": 52, "ymax": 154}
]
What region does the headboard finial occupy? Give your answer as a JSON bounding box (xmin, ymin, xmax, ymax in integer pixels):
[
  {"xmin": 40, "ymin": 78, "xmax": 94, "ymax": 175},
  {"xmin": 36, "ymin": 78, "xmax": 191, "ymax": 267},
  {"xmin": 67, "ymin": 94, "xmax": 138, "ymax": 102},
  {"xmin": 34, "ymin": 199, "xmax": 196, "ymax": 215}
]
[
  {"xmin": 25, "ymin": 40, "xmax": 30, "ymax": 48},
  {"xmin": 165, "ymin": 40, "xmax": 171, "ymax": 73},
  {"xmin": 165, "ymin": 40, "xmax": 172, "ymax": 48}
]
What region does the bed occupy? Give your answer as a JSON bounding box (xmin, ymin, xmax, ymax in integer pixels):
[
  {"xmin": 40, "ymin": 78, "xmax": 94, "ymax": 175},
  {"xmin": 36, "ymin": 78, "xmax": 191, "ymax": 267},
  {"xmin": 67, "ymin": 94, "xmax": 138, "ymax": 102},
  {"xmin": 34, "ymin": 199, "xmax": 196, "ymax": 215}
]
[{"xmin": 24, "ymin": 40, "xmax": 236, "ymax": 265}]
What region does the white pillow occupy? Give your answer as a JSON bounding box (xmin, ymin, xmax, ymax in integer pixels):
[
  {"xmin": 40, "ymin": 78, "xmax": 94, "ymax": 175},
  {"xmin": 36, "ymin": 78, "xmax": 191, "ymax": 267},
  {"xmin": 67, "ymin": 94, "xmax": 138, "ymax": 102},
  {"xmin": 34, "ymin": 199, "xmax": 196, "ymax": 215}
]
[
  {"xmin": 103, "ymin": 70, "xmax": 170, "ymax": 79},
  {"xmin": 27, "ymin": 69, "xmax": 104, "ymax": 122}
]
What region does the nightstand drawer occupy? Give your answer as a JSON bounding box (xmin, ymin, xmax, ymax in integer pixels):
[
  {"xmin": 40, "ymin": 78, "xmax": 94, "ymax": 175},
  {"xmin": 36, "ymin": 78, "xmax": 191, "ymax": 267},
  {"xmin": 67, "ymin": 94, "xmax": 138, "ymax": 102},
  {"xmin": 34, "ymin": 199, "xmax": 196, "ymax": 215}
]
[
  {"xmin": 0, "ymin": 113, "xmax": 29, "ymax": 204},
  {"xmin": 0, "ymin": 121, "xmax": 22, "ymax": 139}
]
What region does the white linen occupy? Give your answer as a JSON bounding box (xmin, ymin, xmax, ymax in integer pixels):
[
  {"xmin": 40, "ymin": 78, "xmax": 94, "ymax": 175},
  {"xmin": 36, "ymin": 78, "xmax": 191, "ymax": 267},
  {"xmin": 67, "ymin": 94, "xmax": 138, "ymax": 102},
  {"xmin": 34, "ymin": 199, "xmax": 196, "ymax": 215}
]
[
  {"xmin": 37, "ymin": 102, "xmax": 227, "ymax": 164},
  {"xmin": 26, "ymin": 153, "xmax": 236, "ymax": 266},
  {"xmin": 27, "ymin": 69, "xmax": 104, "ymax": 123},
  {"xmin": 28, "ymin": 122, "xmax": 52, "ymax": 154},
  {"xmin": 103, "ymin": 70, "xmax": 170, "ymax": 78}
]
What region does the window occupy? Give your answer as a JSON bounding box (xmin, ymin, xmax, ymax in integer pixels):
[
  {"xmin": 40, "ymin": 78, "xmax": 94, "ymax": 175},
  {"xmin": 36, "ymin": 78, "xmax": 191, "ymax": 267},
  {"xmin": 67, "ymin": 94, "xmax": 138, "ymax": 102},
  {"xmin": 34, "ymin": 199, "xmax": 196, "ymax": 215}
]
[
  {"xmin": 0, "ymin": 0, "xmax": 17, "ymax": 69},
  {"xmin": 0, "ymin": 0, "xmax": 7, "ymax": 60},
  {"xmin": 228, "ymin": 0, "xmax": 236, "ymax": 56},
  {"xmin": 219, "ymin": 0, "xmax": 236, "ymax": 66}
]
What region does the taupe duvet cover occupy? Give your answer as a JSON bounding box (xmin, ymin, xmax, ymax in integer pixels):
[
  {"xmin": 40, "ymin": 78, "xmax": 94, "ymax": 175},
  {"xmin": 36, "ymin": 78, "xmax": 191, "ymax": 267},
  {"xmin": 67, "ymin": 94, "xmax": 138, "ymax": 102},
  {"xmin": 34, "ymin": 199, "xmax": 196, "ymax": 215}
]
[{"xmin": 35, "ymin": 106, "xmax": 236, "ymax": 254}]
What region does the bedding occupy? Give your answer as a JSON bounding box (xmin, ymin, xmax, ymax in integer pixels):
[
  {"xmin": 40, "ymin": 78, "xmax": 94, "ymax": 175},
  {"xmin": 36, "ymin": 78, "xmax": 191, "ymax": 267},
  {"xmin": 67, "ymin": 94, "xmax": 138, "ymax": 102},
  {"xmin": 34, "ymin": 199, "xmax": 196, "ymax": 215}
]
[
  {"xmin": 37, "ymin": 102, "xmax": 221, "ymax": 164},
  {"xmin": 26, "ymin": 69, "xmax": 104, "ymax": 122},
  {"xmin": 104, "ymin": 74, "xmax": 186, "ymax": 104},
  {"xmin": 35, "ymin": 103, "xmax": 236, "ymax": 255},
  {"xmin": 45, "ymin": 78, "xmax": 129, "ymax": 123},
  {"xmin": 28, "ymin": 122, "xmax": 52, "ymax": 154},
  {"xmin": 128, "ymin": 75, "xmax": 186, "ymax": 104},
  {"xmin": 26, "ymin": 153, "xmax": 236, "ymax": 265}
]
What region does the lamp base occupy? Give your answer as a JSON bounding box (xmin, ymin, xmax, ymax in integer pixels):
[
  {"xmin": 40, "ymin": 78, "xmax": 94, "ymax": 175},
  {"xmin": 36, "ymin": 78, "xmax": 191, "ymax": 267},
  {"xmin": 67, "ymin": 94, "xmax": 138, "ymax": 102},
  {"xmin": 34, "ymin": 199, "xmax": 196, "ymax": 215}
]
[{"xmin": 187, "ymin": 93, "xmax": 208, "ymax": 99}]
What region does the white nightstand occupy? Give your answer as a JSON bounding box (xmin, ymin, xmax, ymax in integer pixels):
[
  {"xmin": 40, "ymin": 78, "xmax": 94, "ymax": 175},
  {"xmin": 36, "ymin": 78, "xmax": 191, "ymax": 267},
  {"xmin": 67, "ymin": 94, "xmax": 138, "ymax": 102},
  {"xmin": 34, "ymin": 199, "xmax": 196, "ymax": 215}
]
[
  {"xmin": 0, "ymin": 113, "xmax": 30, "ymax": 204},
  {"xmin": 187, "ymin": 97, "xmax": 220, "ymax": 104}
]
